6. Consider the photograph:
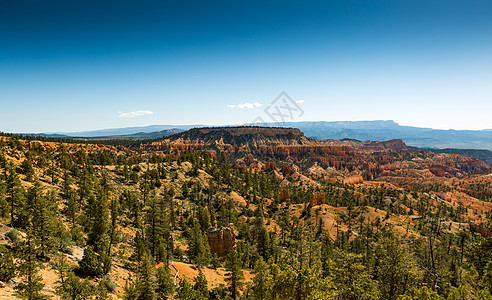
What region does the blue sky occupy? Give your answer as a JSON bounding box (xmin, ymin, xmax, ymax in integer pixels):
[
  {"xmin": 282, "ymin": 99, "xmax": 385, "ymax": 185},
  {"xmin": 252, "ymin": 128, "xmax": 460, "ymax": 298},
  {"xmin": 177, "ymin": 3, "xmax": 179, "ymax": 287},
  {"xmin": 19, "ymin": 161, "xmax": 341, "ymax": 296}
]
[{"xmin": 1, "ymin": 0, "xmax": 491, "ymax": 133}]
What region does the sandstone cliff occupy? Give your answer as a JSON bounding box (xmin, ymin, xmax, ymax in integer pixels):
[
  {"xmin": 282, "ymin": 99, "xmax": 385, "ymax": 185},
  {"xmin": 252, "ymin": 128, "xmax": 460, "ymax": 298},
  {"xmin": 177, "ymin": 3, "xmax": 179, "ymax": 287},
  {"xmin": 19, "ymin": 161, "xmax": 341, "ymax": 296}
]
[{"xmin": 206, "ymin": 226, "xmax": 236, "ymax": 258}]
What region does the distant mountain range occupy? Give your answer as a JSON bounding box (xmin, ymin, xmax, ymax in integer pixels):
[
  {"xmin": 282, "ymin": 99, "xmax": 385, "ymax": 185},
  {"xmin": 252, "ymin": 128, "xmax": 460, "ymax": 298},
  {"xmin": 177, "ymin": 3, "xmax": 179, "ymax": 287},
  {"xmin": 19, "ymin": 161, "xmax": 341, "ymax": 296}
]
[
  {"xmin": 273, "ymin": 121, "xmax": 492, "ymax": 150},
  {"xmin": 41, "ymin": 125, "xmax": 197, "ymax": 138},
  {"xmin": 27, "ymin": 120, "xmax": 492, "ymax": 150}
]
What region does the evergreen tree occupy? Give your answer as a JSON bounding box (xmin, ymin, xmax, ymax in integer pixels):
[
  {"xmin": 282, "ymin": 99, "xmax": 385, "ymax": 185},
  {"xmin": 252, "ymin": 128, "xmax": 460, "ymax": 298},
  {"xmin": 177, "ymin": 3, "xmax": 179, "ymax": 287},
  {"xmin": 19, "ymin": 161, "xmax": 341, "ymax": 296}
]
[
  {"xmin": 256, "ymin": 226, "xmax": 271, "ymax": 261},
  {"xmin": 52, "ymin": 254, "xmax": 70, "ymax": 289},
  {"xmin": 251, "ymin": 258, "xmax": 271, "ymax": 300},
  {"xmin": 193, "ymin": 268, "xmax": 209, "ymax": 300},
  {"xmin": 14, "ymin": 229, "xmax": 47, "ymax": 300},
  {"xmin": 30, "ymin": 186, "xmax": 57, "ymax": 258},
  {"xmin": 397, "ymin": 286, "xmax": 444, "ymax": 300},
  {"xmin": 6, "ymin": 162, "xmax": 26, "ymax": 227},
  {"xmin": 375, "ymin": 231, "xmax": 422, "ymax": 300},
  {"xmin": 133, "ymin": 230, "xmax": 147, "ymax": 263},
  {"xmin": 65, "ymin": 192, "xmax": 78, "ymax": 227},
  {"xmin": 87, "ymin": 190, "xmax": 109, "ymax": 253},
  {"xmin": 198, "ymin": 206, "xmax": 211, "ymax": 232},
  {"xmin": 331, "ymin": 249, "xmax": 378, "ymax": 300},
  {"xmin": 0, "ymin": 178, "xmax": 8, "ymax": 218},
  {"xmin": 107, "ymin": 196, "xmax": 121, "ymax": 258},
  {"xmin": 55, "ymin": 271, "xmax": 93, "ymax": 300},
  {"xmin": 187, "ymin": 218, "xmax": 211, "ymax": 266},
  {"xmin": 483, "ymin": 261, "xmax": 492, "ymax": 294},
  {"xmin": 466, "ymin": 235, "xmax": 492, "ymax": 276},
  {"xmin": 134, "ymin": 251, "xmax": 157, "ymax": 300},
  {"xmin": 176, "ymin": 279, "xmax": 197, "ymax": 300},
  {"xmin": 145, "ymin": 194, "xmax": 170, "ymax": 261},
  {"xmin": 267, "ymin": 251, "xmax": 332, "ymax": 300},
  {"xmin": 0, "ymin": 244, "xmax": 16, "ymax": 282},
  {"xmin": 447, "ymin": 267, "xmax": 484, "ymax": 300},
  {"xmin": 96, "ymin": 280, "xmax": 110, "ymax": 300},
  {"xmin": 20, "ymin": 156, "xmax": 35, "ymax": 182},
  {"xmin": 156, "ymin": 265, "xmax": 174, "ymax": 298},
  {"xmin": 225, "ymin": 249, "xmax": 244, "ymax": 300},
  {"xmin": 123, "ymin": 275, "xmax": 138, "ymax": 300},
  {"xmin": 79, "ymin": 245, "xmax": 101, "ymax": 276}
]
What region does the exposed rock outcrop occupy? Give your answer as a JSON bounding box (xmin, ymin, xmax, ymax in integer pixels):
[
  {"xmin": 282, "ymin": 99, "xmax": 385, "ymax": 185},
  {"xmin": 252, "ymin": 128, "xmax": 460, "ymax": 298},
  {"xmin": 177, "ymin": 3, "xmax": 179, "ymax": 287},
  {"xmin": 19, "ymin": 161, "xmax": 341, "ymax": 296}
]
[
  {"xmin": 469, "ymin": 222, "xmax": 492, "ymax": 238},
  {"xmin": 147, "ymin": 126, "xmax": 490, "ymax": 180},
  {"xmin": 150, "ymin": 126, "xmax": 355, "ymax": 158},
  {"xmin": 356, "ymin": 139, "xmax": 409, "ymax": 152},
  {"xmin": 206, "ymin": 226, "xmax": 236, "ymax": 258},
  {"xmin": 309, "ymin": 192, "xmax": 325, "ymax": 207},
  {"xmin": 278, "ymin": 189, "xmax": 290, "ymax": 202},
  {"xmin": 343, "ymin": 175, "xmax": 364, "ymax": 185}
]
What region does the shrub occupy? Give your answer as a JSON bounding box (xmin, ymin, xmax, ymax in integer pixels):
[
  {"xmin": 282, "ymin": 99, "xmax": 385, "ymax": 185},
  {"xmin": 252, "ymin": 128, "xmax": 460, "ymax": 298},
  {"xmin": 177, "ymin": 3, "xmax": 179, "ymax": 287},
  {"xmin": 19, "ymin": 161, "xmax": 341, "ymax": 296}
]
[
  {"xmin": 79, "ymin": 246, "xmax": 101, "ymax": 276},
  {"xmin": 6, "ymin": 229, "xmax": 20, "ymax": 243},
  {"xmin": 100, "ymin": 275, "xmax": 116, "ymax": 292}
]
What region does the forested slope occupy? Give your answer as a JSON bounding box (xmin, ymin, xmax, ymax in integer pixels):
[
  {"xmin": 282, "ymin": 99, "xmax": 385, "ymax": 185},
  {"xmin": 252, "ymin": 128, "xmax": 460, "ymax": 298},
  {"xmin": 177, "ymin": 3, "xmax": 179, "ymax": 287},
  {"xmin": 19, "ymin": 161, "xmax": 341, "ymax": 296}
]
[{"xmin": 0, "ymin": 131, "xmax": 492, "ymax": 299}]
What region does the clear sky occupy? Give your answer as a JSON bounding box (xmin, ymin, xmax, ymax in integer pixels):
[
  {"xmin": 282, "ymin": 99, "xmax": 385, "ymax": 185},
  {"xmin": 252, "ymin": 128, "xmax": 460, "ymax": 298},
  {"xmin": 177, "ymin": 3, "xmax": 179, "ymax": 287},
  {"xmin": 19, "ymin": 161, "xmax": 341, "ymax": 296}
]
[{"xmin": 1, "ymin": 0, "xmax": 491, "ymax": 133}]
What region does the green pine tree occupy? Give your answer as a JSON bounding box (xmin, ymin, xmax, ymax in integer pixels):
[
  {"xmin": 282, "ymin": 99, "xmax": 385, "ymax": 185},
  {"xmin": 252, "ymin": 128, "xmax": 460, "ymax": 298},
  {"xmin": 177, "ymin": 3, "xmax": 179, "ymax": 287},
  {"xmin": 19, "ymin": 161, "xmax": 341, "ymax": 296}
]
[
  {"xmin": 225, "ymin": 249, "xmax": 244, "ymax": 300},
  {"xmin": 193, "ymin": 268, "xmax": 209, "ymax": 300},
  {"xmin": 251, "ymin": 257, "xmax": 271, "ymax": 300},
  {"xmin": 0, "ymin": 244, "xmax": 16, "ymax": 282},
  {"xmin": 156, "ymin": 265, "xmax": 174, "ymax": 298},
  {"xmin": 134, "ymin": 251, "xmax": 157, "ymax": 300},
  {"xmin": 14, "ymin": 229, "xmax": 47, "ymax": 300},
  {"xmin": 375, "ymin": 231, "xmax": 422, "ymax": 300},
  {"xmin": 79, "ymin": 245, "xmax": 101, "ymax": 276},
  {"xmin": 6, "ymin": 163, "xmax": 26, "ymax": 227},
  {"xmin": 176, "ymin": 279, "xmax": 197, "ymax": 300},
  {"xmin": 87, "ymin": 190, "xmax": 109, "ymax": 253},
  {"xmin": 331, "ymin": 249, "xmax": 378, "ymax": 300},
  {"xmin": 29, "ymin": 185, "xmax": 57, "ymax": 258},
  {"xmin": 187, "ymin": 218, "xmax": 211, "ymax": 266},
  {"xmin": 55, "ymin": 271, "xmax": 93, "ymax": 300}
]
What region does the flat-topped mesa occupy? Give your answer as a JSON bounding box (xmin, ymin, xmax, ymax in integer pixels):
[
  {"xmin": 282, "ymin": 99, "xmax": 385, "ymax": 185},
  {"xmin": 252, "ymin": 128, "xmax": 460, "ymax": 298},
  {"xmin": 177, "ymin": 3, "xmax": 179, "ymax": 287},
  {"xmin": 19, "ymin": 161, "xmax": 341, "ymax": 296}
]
[
  {"xmin": 166, "ymin": 126, "xmax": 306, "ymax": 143},
  {"xmin": 150, "ymin": 126, "xmax": 352, "ymax": 157},
  {"xmin": 148, "ymin": 126, "xmax": 359, "ymax": 158},
  {"xmin": 357, "ymin": 139, "xmax": 409, "ymax": 151},
  {"xmin": 196, "ymin": 126, "xmax": 304, "ymax": 137},
  {"xmin": 321, "ymin": 138, "xmax": 410, "ymax": 153}
]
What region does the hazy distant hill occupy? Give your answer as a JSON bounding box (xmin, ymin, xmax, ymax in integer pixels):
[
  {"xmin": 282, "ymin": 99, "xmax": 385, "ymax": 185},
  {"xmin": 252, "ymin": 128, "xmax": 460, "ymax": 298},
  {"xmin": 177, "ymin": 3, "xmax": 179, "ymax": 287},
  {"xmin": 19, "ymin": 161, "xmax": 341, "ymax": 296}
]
[
  {"xmin": 61, "ymin": 130, "xmax": 182, "ymax": 141},
  {"xmin": 275, "ymin": 121, "xmax": 492, "ymax": 150},
  {"xmin": 44, "ymin": 125, "xmax": 200, "ymax": 137},
  {"xmin": 25, "ymin": 128, "xmax": 184, "ymax": 141}
]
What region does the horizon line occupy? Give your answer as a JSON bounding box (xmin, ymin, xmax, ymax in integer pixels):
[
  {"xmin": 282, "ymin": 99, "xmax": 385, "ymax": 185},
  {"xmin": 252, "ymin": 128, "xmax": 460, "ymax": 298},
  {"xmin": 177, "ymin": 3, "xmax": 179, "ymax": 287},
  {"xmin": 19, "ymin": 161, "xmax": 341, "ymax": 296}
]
[{"xmin": 6, "ymin": 119, "xmax": 492, "ymax": 135}]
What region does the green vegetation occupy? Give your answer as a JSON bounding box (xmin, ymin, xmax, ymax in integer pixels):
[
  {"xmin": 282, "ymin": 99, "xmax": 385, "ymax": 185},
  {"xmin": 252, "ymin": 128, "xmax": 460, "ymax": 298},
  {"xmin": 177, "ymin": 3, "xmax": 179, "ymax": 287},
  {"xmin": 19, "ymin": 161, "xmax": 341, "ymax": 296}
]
[{"xmin": 0, "ymin": 134, "xmax": 491, "ymax": 299}]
